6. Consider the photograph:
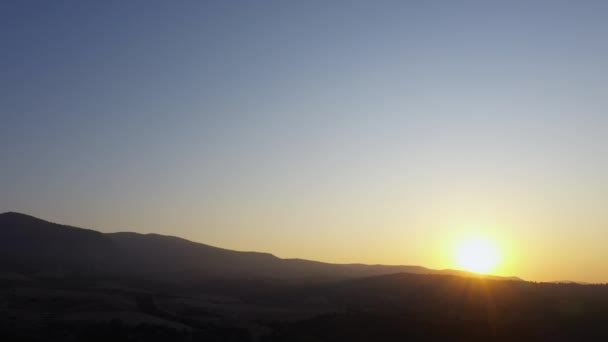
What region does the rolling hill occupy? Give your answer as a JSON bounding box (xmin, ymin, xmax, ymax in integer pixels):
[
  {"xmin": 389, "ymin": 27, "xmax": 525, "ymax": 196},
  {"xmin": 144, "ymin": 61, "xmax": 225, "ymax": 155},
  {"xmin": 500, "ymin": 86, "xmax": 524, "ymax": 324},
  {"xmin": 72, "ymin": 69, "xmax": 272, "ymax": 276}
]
[{"xmin": 0, "ymin": 212, "xmax": 519, "ymax": 282}]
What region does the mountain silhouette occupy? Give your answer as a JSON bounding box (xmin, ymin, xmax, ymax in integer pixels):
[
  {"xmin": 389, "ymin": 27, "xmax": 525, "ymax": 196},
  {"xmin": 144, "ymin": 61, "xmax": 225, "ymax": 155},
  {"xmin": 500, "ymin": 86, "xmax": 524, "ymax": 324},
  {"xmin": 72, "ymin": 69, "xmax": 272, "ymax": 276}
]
[
  {"xmin": 10, "ymin": 213, "xmax": 608, "ymax": 342},
  {"xmin": 0, "ymin": 212, "xmax": 520, "ymax": 282}
]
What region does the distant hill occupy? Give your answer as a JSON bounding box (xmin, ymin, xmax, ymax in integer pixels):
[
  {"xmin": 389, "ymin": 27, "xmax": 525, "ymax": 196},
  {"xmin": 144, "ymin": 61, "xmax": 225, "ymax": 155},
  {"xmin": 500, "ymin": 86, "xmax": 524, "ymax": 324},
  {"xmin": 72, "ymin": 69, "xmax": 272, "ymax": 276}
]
[
  {"xmin": 551, "ymin": 280, "xmax": 591, "ymax": 285},
  {"xmin": 257, "ymin": 272, "xmax": 608, "ymax": 341},
  {"xmin": 0, "ymin": 212, "xmax": 521, "ymax": 282}
]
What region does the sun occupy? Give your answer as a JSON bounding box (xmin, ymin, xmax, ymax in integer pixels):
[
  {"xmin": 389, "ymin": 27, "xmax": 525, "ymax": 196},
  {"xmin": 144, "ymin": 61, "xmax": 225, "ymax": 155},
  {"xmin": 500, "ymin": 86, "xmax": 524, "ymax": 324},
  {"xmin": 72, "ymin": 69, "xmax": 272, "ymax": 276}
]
[{"xmin": 454, "ymin": 236, "xmax": 500, "ymax": 274}]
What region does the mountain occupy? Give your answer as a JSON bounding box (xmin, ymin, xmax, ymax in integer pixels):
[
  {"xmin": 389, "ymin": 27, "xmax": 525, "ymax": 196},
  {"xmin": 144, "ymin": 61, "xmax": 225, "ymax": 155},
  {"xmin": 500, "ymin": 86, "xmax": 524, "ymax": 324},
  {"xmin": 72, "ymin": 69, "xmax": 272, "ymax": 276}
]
[
  {"xmin": 0, "ymin": 212, "xmax": 520, "ymax": 282},
  {"xmin": 0, "ymin": 212, "xmax": 120, "ymax": 275}
]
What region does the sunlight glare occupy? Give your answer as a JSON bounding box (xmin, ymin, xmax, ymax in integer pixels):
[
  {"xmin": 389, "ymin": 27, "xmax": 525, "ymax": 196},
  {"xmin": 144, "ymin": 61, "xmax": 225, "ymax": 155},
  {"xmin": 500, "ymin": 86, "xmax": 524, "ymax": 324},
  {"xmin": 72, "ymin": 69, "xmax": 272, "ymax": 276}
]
[{"xmin": 454, "ymin": 236, "xmax": 500, "ymax": 274}]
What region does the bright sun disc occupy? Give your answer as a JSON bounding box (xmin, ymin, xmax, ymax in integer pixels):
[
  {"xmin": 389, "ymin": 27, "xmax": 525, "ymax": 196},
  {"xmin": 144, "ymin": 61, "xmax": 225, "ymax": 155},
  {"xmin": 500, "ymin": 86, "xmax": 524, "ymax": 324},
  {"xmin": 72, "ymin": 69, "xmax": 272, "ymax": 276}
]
[{"xmin": 454, "ymin": 237, "xmax": 500, "ymax": 274}]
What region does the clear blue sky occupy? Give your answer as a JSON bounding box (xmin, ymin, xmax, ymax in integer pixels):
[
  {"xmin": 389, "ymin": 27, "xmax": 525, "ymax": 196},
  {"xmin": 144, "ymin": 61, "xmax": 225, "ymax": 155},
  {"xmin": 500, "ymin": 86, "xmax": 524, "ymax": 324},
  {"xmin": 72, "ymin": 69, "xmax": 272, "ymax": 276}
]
[{"xmin": 1, "ymin": 1, "xmax": 607, "ymax": 281}]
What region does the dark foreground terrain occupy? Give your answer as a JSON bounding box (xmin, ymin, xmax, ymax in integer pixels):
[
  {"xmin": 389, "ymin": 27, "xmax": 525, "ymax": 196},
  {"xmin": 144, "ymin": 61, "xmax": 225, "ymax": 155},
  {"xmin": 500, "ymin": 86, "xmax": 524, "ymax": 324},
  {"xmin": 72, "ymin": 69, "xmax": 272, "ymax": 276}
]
[
  {"xmin": 2, "ymin": 274, "xmax": 608, "ymax": 341},
  {"xmin": 1, "ymin": 212, "xmax": 607, "ymax": 341}
]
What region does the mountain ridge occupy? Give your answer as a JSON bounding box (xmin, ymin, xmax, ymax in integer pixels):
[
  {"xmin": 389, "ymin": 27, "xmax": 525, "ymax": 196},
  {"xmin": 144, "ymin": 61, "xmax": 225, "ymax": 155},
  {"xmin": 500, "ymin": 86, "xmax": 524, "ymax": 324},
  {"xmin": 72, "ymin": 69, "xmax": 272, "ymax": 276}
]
[{"xmin": 0, "ymin": 212, "xmax": 522, "ymax": 282}]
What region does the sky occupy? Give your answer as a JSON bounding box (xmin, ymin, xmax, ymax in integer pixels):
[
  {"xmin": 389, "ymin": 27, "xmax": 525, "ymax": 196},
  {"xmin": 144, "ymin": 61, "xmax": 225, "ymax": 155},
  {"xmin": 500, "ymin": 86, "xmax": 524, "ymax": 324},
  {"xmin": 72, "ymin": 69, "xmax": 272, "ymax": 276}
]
[{"xmin": 1, "ymin": 0, "xmax": 607, "ymax": 282}]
